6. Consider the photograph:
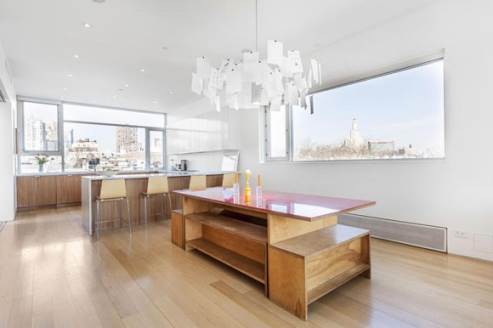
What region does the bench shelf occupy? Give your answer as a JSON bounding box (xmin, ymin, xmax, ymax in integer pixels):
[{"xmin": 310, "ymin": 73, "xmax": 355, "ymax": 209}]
[{"xmin": 188, "ymin": 238, "xmax": 265, "ymax": 283}]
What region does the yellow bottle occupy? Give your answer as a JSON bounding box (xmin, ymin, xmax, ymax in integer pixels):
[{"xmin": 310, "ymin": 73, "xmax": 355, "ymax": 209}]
[{"xmin": 244, "ymin": 169, "xmax": 252, "ymax": 202}]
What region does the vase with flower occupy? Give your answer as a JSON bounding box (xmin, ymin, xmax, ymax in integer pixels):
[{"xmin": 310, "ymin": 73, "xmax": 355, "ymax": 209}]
[{"xmin": 34, "ymin": 154, "xmax": 50, "ymax": 173}]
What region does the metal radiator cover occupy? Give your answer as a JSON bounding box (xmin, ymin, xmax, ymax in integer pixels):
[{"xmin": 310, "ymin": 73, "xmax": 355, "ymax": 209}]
[{"xmin": 339, "ymin": 214, "xmax": 447, "ymax": 252}]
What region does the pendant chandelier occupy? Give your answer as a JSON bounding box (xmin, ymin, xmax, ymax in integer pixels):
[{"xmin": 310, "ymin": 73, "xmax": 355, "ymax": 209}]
[{"xmin": 191, "ymin": 0, "xmax": 321, "ymax": 112}]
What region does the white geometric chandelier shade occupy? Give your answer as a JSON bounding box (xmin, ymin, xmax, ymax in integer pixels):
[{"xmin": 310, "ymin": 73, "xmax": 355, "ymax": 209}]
[{"xmin": 191, "ymin": 41, "xmax": 321, "ymax": 112}]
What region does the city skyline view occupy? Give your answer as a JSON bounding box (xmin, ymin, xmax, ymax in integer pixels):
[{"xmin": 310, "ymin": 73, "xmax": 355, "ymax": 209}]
[
  {"xmin": 293, "ymin": 60, "xmax": 445, "ymax": 160},
  {"xmin": 20, "ymin": 102, "xmax": 165, "ymax": 172}
]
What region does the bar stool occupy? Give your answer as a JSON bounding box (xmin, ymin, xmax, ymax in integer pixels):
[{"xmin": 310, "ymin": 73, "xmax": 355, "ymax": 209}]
[
  {"xmin": 141, "ymin": 175, "xmax": 172, "ymax": 224},
  {"xmin": 222, "ymin": 173, "xmax": 238, "ymax": 188},
  {"xmin": 95, "ymin": 179, "xmax": 131, "ymax": 238},
  {"xmin": 189, "ymin": 175, "xmax": 207, "ymax": 191}
]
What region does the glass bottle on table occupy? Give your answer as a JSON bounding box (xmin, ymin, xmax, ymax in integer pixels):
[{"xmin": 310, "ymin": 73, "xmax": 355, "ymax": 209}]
[
  {"xmin": 233, "ymin": 172, "xmax": 240, "ymax": 203},
  {"xmin": 256, "ymin": 174, "xmax": 263, "ymax": 206}
]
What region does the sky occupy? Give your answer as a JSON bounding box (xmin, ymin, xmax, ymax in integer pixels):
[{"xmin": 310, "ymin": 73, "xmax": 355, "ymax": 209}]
[{"xmin": 292, "ymin": 60, "xmax": 445, "ymax": 155}]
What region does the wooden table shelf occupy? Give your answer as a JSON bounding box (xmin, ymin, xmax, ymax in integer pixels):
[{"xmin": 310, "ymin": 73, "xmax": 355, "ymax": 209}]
[
  {"xmin": 188, "ymin": 238, "xmax": 265, "ymax": 283},
  {"xmin": 186, "ymin": 212, "xmax": 267, "ymax": 244}
]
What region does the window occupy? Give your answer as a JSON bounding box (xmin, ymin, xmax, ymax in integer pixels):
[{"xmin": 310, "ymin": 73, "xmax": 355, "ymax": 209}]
[
  {"xmin": 64, "ymin": 123, "xmax": 146, "ymax": 171},
  {"xmin": 17, "ymin": 100, "xmax": 166, "ymax": 173},
  {"xmin": 22, "ymin": 102, "xmax": 59, "ymax": 152},
  {"xmin": 265, "ymin": 106, "xmax": 288, "ymax": 160},
  {"xmin": 265, "ymin": 59, "xmax": 445, "ymax": 162},
  {"xmin": 149, "ymin": 130, "xmax": 164, "ymax": 169}
]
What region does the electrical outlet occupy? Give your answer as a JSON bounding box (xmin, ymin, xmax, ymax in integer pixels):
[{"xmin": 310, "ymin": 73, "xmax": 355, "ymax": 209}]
[
  {"xmin": 454, "ymin": 231, "xmax": 471, "ymax": 239},
  {"xmin": 474, "ymin": 234, "xmax": 493, "ymax": 253}
]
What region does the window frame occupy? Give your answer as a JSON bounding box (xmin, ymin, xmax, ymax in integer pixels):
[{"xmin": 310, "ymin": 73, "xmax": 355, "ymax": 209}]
[
  {"xmin": 18, "ymin": 98, "xmax": 63, "ymax": 155},
  {"xmin": 264, "ymin": 55, "xmax": 445, "ymax": 163},
  {"xmin": 147, "ymin": 128, "xmax": 166, "ymax": 170},
  {"xmin": 264, "ymin": 106, "xmax": 290, "ymax": 161},
  {"xmin": 17, "ymin": 97, "xmax": 167, "ymax": 173}
]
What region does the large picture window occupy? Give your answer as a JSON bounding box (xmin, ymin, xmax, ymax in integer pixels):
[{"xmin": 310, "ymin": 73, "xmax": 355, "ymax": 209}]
[
  {"xmin": 266, "ymin": 58, "xmax": 445, "ymax": 162},
  {"xmin": 18, "ymin": 100, "xmax": 166, "ymax": 173},
  {"xmin": 64, "ymin": 123, "xmax": 146, "ymax": 171}
]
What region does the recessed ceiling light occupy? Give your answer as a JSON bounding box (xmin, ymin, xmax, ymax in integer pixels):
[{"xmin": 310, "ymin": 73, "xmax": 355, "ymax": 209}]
[
  {"xmin": 83, "ymin": 23, "xmax": 92, "ymax": 28},
  {"xmin": 168, "ymin": 90, "xmax": 174, "ymax": 95},
  {"xmin": 63, "ymin": 87, "xmax": 68, "ymax": 92},
  {"xmin": 124, "ymin": 83, "xmax": 129, "ymax": 88},
  {"xmin": 139, "ymin": 68, "xmax": 145, "ymax": 73},
  {"xmin": 73, "ymin": 54, "xmax": 80, "ymax": 59},
  {"xmin": 67, "ymin": 73, "xmax": 73, "ymax": 78}
]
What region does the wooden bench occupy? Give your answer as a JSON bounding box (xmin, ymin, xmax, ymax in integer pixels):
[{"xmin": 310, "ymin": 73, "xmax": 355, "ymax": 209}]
[{"xmin": 268, "ymin": 224, "xmax": 371, "ymax": 320}]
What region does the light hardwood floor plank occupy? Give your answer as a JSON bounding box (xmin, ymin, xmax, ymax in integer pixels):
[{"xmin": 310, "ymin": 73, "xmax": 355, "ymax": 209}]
[{"xmin": 0, "ymin": 207, "xmax": 492, "ymax": 328}]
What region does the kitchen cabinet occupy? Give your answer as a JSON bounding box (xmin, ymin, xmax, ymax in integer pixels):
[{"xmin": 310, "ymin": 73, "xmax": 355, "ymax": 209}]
[
  {"xmin": 17, "ymin": 174, "xmax": 88, "ymax": 210},
  {"xmin": 16, "ymin": 176, "xmax": 57, "ymax": 209},
  {"xmin": 36, "ymin": 176, "xmax": 57, "ymax": 206},
  {"xmin": 56, "ymin": 175, "xmax": 82, "ymax": 205},
  {"xmin": 16, "ymin": 176, "xmax": 37, "ymax": 208}
]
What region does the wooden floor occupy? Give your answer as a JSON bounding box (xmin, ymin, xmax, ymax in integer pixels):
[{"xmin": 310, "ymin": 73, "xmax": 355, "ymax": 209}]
[{"xmin": 1, "ymin": 208, "xmax": 493, "ymax": 328}]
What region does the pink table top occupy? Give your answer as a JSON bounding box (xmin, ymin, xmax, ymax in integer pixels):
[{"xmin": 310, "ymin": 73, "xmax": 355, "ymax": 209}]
[{"xmin": 174, "ymin": 187, "xmax": 375, "ymax": 221}]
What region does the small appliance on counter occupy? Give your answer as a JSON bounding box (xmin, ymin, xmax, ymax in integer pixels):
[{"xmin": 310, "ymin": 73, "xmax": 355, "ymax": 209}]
[
  {"xmin": 88, "ymin": 158, "xmax": 100, "ymax": 171},
  {"xmin": 175, "ymin": 159, "xmax": 188, "ymax": 171}
]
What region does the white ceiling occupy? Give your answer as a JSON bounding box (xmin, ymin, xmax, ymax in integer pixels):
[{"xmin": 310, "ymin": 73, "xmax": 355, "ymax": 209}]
[{"xmin": 0, "ymin": 0, "xmax": 434, "ymax": 114}]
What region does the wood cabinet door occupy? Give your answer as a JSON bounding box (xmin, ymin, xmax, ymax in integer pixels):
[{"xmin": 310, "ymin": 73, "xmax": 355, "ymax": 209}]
[
  {"xmin": 36, "ymin": 176, "xmax": 58, "ymax": 206},
  {"xmin": 16, "ymin": 177, "xmax": 37, "ymax": 208},
  {"xmin": 56, "ymin": 175, "xmax": 82, "ymax": 204}
]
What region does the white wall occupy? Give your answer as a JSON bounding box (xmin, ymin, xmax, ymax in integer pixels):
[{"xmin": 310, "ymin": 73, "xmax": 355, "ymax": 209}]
[
  {"xmin": 0, "ymin": 102, "xmax": 15, "ymax": 222},
  {"xmin": 220, "ymin": 0, "xmax": 493, "ymax": 261},
  {"xmin": 0, "ymin": 41, "xmax": 16, "ymax": 222}
]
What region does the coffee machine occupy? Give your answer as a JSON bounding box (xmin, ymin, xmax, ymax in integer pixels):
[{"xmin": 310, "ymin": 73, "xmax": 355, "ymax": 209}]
[{"xmin": 176, "ymin": 159, "xmax": 188, "ymax": 171}]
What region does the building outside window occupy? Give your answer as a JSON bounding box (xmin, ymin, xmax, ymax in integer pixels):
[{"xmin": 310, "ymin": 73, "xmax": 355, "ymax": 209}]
[
  {"xmin": 22, "ymin": 102, "xmax": 59, "ymax": 152},
  {"xmin": 63, "ymin": 123, "xmax": 147, "ymax": 171}
]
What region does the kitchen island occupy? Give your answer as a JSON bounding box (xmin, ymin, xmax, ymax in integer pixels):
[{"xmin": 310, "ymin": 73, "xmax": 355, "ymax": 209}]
[{"xmin": 80, "ymin": 171, "xmax": 228, "ymax": 235}]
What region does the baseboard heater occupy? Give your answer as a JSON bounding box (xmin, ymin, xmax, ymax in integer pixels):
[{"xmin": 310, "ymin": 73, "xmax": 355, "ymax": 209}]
[{"xmin": 339, "ymin": 214, "xmax": 447, "ymax": 252}]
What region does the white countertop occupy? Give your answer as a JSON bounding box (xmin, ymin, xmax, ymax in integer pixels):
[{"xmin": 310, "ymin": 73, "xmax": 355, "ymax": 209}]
[
  {"xmin": 81, "ymin": 171, "xmax": 235, "ymax": 180},
  {"xmin": 17, "ymin": 171, "xmax": 92, "ymax": 177},
  {"xmin": 16, "ymin": 169, "xmax": 165, "ymax": 177}
]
